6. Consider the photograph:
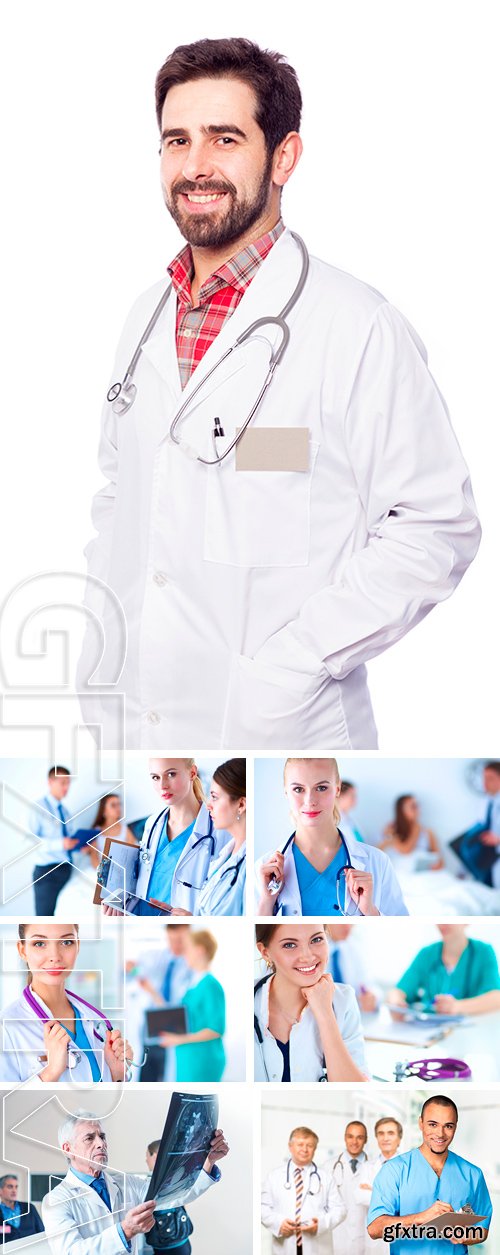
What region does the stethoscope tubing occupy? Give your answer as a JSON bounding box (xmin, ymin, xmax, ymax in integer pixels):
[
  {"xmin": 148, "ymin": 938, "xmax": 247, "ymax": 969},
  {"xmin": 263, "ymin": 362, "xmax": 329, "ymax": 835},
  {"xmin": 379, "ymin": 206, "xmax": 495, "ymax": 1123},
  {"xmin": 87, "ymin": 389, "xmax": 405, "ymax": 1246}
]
[
  {"xmin": 273, "ymin": 828, "xmax": 354, "ymax": 914},
  {"xmin": 283, "ymin": 1159, "xmax": 322, "ymax": 1195},
  {"xmin": 139, "ymin": 808, "xmax": 216, "ymax": 890},
  {"xmin": 23, "ymin": 984, "xmax": 112, "ymax": 1041}
]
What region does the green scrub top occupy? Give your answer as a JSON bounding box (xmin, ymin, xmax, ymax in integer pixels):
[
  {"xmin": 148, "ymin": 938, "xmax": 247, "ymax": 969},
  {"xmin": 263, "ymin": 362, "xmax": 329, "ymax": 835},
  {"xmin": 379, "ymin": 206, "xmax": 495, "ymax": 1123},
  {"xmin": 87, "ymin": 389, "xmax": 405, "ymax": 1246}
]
[
  {"xmin": 397, "ymin": 938, "xmax": 500, "ymax": 1005},
  {"xmin": 175, "ymin": 973, "xmax": 226, "ymax": 1081}
]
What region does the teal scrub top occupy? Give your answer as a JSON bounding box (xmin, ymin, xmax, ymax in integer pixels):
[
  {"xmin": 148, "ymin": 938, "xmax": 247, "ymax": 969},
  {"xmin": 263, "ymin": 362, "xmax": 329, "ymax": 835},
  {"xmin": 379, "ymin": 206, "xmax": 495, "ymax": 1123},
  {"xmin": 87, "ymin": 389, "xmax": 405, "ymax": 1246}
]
[
  {"xmin": 293, "ymin": 842, "xmax": 347, "ymax": 914},
  {"xmin": 368, "ymin": 1147, "xmax": 492, "ymax": 1254},
  {"xmin": 66, "ymin": 1005, "xmax": 101, "ymax": 1082},
  {"xmin": 397, "ymin": 938, "xmax": 500, "ymax": 1006},
  {"xmin": 175, "ymin": 973, "xmax": 226, "ymax": 1082},
  {"xmin": 147, "ymin": 818, "xmax": 195, "ymax": 903}
]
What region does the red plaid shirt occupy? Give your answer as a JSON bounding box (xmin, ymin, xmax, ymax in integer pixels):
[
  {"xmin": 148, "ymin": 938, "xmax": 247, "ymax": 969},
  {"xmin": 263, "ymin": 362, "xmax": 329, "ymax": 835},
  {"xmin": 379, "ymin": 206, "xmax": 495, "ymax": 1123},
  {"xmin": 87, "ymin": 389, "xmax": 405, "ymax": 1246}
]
[{"xmin": 167, "ymin": 219, "xmax": 285, "ymax": 388}]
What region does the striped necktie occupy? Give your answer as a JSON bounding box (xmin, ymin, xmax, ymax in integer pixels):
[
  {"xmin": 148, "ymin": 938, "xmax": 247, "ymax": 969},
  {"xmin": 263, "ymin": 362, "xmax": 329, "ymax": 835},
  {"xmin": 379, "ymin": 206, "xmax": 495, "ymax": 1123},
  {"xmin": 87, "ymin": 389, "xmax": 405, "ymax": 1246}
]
[{"xmin": 294, "ymin": 1167, "xmax": 303, "ymax": 1248}]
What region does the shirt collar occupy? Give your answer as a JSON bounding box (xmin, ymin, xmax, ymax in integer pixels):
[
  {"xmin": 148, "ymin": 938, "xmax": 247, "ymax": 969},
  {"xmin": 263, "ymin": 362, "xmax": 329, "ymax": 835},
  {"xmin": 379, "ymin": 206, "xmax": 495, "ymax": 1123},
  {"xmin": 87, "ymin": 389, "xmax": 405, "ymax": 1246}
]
[
  {"xmin": 71, "ymin": 1168, "xmax": 104, "ymax": 1185},
  {"xmin": 168, "ymin": 218, "xmax": 285, "ymax": 307}
]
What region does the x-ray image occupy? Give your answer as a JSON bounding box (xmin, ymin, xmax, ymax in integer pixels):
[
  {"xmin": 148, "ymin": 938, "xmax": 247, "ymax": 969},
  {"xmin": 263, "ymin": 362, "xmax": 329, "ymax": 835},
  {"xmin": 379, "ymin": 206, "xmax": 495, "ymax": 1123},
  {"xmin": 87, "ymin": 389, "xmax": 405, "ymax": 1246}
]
[{"xmin": 146, "ymin": 1091, "xmax": 219, "ymax": 1206}]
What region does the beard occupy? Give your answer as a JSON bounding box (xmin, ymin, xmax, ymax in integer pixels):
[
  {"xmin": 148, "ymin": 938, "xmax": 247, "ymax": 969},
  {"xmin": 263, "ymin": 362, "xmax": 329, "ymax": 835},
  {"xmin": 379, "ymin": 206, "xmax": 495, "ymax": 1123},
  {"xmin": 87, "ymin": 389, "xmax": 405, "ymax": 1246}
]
[{"xmin": 164, "ymin": 156, "xmax": 273, "ymax": 248}]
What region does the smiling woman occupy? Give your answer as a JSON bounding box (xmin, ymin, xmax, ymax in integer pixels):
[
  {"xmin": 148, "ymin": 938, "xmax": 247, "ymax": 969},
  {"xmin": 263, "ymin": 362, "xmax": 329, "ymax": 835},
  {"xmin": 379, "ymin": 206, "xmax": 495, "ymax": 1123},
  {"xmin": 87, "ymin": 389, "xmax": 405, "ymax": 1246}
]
[{"xmin": 254, "ymin": 922, "xmax": 368, "ymax": 1082}]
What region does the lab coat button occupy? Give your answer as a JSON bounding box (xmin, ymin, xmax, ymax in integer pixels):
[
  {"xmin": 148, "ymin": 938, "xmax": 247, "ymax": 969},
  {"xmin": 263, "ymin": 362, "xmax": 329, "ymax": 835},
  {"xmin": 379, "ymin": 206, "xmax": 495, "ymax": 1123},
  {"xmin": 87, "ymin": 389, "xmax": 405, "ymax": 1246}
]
[
  {"xmin": 146, "ymin": 710, "xmax": 161, "ymax": 725},
  {"xmin": 153, "ymin": 571, "xmax": 168, "ymax": 586}
]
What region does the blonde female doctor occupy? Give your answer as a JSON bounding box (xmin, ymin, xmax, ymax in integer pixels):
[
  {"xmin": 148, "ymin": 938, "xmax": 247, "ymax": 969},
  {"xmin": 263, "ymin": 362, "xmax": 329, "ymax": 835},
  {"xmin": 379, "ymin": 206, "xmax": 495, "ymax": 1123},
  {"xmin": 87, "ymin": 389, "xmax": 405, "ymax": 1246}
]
[
  {"xmin": 256, "ymin": 758, "xmax": 408, "ymax": 917},
  {"xmin": 0, "ymin": 924, "xmax": 132, "ymax": 1084}
]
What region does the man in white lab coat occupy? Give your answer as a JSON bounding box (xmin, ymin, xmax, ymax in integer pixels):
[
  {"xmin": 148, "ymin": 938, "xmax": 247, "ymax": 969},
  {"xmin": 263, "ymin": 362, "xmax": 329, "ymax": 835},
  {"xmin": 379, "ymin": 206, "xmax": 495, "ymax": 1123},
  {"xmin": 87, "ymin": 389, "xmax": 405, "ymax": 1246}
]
[
  {"xmin": 262, "ymin": 1125, "xmax": 345, "ymax": 1255},
  {"xmin": 42, "ymin": 1109, "xmax": 228, "ymax": 1255},
  {"xmin": 355, "ymin": 1116, "xmax": 403, "ymax": 1252},
  {"xmin": 329, "ymin": 1121, "xmax": 369, "ymax": 1255},
  {"xmin": 80, "ymin": 37, "xmax": 480, "ymax": 751}
]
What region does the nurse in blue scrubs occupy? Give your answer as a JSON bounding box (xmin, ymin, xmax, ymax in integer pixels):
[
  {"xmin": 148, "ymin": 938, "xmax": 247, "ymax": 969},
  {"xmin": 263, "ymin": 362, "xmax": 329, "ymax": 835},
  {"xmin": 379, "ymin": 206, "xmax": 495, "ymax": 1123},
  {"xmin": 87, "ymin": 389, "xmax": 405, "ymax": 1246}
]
[
  {"xmin": 256, "ymin": 758, "xmax": 408, "ymax": 916},
  {"xmin": 367, "ymin": 1095, "xmax": 492, "ymax": 1253}
]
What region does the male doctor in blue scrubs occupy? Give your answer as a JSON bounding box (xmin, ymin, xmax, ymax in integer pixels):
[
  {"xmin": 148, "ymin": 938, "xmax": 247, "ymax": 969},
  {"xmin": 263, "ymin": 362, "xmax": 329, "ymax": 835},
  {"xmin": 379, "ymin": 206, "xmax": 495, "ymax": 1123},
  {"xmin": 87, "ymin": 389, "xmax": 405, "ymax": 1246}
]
[{"xmin": 367, "ymin": 1095, "xmax": 492, "ymax": 1252}]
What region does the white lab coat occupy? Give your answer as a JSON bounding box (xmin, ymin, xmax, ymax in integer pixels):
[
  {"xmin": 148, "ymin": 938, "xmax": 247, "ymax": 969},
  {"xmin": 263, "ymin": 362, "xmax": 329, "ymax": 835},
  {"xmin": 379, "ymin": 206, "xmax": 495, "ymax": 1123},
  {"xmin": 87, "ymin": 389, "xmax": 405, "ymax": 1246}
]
[
  {"xmin": 42, "ymin": 1165, "xmax": 213, "ymax": 1255},
  {"xmin": 355, "ymin": 1155, "xmax": 392, "ymax": 1253},
  {"xmin": 330, "ymin": 1152, "xmax": 369, "ymax": 1255},
  {"xmin": 254, "ymin": 828, "xmax": 409, "ymax": 916},
  {"xmin": 197, "ymin": 839, "xmax": 246, "ymax": 915},
  {"xmin": 254, "ymin": 974, "xmax": 367, "ymax": 1081},
  {"xmin": 0, "ymin": 990, "xmax": 116, "ymax": 1084},
  {"xmin": 262, "ymin": 1161, "xmax": 346, "ymax": 1255},
  {"xmin": 79, "ymin": 229, "xmax": 480, "ymax": 750},
  {"xmin": 134, "ymin": 802, "xmax": 228, "ymax": 913}
]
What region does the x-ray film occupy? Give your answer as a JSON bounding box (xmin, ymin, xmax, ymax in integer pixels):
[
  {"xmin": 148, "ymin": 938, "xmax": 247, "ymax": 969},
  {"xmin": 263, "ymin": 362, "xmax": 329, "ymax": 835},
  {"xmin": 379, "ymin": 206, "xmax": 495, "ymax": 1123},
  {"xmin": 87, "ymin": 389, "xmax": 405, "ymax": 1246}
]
[{"xmin": 146, "ymin": 1091, "xmax": 218, "ymax": 1206}]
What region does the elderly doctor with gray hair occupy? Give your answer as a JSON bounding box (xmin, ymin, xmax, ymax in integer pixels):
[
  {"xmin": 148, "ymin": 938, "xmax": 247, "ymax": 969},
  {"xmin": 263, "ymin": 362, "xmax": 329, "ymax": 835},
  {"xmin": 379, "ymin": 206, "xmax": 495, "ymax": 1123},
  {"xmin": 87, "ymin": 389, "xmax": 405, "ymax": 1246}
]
[{"xmin": 42, "ymin": 1110, "xmax": 228, "ymax": 1255}]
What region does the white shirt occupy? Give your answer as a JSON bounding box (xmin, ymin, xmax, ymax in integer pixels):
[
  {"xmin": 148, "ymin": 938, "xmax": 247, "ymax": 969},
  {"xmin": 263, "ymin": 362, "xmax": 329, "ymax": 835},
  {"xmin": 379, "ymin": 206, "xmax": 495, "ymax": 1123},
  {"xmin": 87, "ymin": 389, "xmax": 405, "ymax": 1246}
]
[
  {"xmin": 0, "ymin": 989, "xmax": 116, "ymax": 1084},
  {"xmin": 254, "ymin": 974, "xmax": 367, "ymax": 1081}
]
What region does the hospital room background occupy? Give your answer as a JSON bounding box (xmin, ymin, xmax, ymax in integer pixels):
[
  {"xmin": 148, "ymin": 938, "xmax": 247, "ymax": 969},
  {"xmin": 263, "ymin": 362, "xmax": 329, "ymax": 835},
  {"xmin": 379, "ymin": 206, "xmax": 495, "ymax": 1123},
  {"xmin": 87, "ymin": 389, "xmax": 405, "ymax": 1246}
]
[
  {"xmin": 0, "ymin": 1084, "xmax": 252, "ymax": 1255},
  {"xmin": 261, "ymin": 1088, "xmax": 500, "ymax": 1253},
  {"xmin": 254, "ymin": 757, "xmax": 500, "ymax": 915}
]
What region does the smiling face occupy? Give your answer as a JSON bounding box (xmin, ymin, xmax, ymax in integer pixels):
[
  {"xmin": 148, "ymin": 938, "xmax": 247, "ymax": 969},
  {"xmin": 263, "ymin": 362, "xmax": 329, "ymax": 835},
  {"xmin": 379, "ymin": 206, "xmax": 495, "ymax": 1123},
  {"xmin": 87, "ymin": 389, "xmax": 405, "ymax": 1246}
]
[
  {"xmin": 63, "ymin": 1121, "xmax": 108, "ymax": 1176},
  {"xmin": 149, "ymin": 758, "xmax": 197, "ymax": 806},
  {"xmin": 207, "ymin": 778, "xmax": 245, "ymax": 832},
  {"xmin": 284, "ymin": 759, "xmax": 340, "ymax": 830},
  {"xmin": 18, "ymin": 925, "xmax": 79, "ymax": 988},
  {"xmin": 160, "ymin": 76, "xmax": 278, "ymax": 250},
  {"xmin": 376, "ymin": 1121, "xmax": 402, "ymax": 1159},
  {"xmin": 288, "ymin": 1133, "xmax": 318, "ymax": 1167},
  {"xmin": 345, "ymin": 1124, "xmax": 368, "ymax": 1156},
  {"xmin": 419, "ymin": 1103, "xmax": 457, "ymax": 1157},
  {"xmin": 257, "ymin": 925, "xmax": 329, "ymax": 987}
]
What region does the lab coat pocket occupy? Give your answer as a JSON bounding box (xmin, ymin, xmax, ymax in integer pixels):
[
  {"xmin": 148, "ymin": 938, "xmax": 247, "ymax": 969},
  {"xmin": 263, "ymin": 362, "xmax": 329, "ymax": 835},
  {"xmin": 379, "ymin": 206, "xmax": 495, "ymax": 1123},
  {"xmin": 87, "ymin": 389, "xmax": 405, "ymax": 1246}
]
[
  {"xmin": 203, "ymin": 439, "xmax": 320, "ymax": 567},
  {"xmin": 222, "ymin": 652, "xmax": 351, "ymax": 748}
]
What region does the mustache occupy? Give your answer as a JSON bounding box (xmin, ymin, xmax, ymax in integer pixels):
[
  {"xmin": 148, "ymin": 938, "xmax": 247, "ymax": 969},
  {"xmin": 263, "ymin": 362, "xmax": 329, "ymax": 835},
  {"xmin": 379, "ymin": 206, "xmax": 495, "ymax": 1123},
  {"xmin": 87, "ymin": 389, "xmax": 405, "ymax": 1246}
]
[{"xmin": 172, "ymin": 179, "xmax": 236, "ymax": 197}]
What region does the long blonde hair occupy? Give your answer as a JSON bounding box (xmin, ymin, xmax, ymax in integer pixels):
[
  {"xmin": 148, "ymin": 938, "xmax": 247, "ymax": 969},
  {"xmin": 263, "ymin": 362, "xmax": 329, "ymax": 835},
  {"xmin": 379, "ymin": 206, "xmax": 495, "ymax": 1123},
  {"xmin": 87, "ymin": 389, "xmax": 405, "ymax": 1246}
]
[
  {"xmin": 284, "ymin": 758, "xmax": 341, "ymax": 826},
  {"xmin": 183, "ymin": 759, "xmax": 205, "ymax": 805}
]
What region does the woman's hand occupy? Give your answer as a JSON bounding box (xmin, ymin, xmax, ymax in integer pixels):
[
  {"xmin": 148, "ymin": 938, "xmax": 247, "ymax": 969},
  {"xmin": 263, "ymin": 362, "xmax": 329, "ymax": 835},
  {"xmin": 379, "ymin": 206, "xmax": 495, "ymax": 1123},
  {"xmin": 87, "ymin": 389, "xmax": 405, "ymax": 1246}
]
[
  {"xmin": 433, "ymin": 994, "xmax": 460, "ymax": 1015},
  {"xmin": 344, "ymin": 868, "xmax": 379, "ymax": 916},
  {"xmin": 39, "ymin": 1020, "xmax": 71, "ymax": 1081},
  {"xmin": 257, "ymin": 850, "xmax": 284, "ymax": 913},
  {"xmin": 301, "ymin": 973, "xmax": 336, "ymax": 1023},
  {"xmin": 158, "ymin": 1031, "xmax": 186, "ymax": 1047},
  {"xmin": 102, "ymin": 904, "xmax": 124, "ymax": 917},
  {"xmin": 148, "ymin": 898, "xmax": 173, "ymax": 914},
  {"xmin": 167, "ymin": 907, "xmax": 193, "ymax": 916},
  {"xmin": 104, "ymin": 1029, "xmax": 133, "ymax": 1081}
]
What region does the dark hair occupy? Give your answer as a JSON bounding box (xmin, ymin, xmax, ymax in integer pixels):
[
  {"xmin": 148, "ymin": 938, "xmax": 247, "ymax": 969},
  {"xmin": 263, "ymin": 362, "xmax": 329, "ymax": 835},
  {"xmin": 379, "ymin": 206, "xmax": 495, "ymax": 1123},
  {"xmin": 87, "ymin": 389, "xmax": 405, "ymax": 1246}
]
[
  {"xmin": 147, "ymin": 1140, "xmax": 161, "ymax": 1156},
  {"xmin": 289, "ymin": 1126, "xmax": 318, "ymax": 1146},
  {"xmin": 345, "ymin": 1121, "xmax": 368, "ymax": 1138},
  {"xmin": 155, "ymin": 38, "xmax": 302, "ymax": 156},
  {"xmin": 420, "ymin": 1095, "xmax": 458, "ymax": 1123},
  {"xmin": 48, "ymin": 765, "xmax": 70, "ymax": 779},
  {"xmin": 374, "ymin": 1117, "xmax": 403, "ymax": 1138},
  {"xmin": 393, "ymin": 794, "xmax": 415, "ymax": 844},
  {"xmin": 340, "ymin": 780, "xmax": 355, "ymax": 795},
  {"xmin": 213, "ymin": 758, "xmax": 246, "ymax": 800},
  {"xmin": 94, "ymin": 793, "xmax": 120, "ymax": 829},
  {"xmin": 484, "ymin": 761, "xmax": 500, "ymax": 776}
]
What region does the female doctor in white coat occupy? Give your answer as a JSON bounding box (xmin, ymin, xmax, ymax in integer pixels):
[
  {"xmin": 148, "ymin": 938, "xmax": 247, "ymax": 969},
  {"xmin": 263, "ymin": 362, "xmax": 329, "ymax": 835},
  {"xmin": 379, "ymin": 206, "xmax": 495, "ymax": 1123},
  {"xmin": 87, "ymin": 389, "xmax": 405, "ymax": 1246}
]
[
  {"xmin": 116, "ymin": 758, "xmax": 229, "ymax": 915},
  {"xmin": 0, "ymin": 924, "xmax": 132, "ymax": 1084},
  {"xmin": 170, "ymin": 759, "xmax": 246, "ymax": 916},
  {"xmin": 261, "ymin": 1125, "xmax": 346, "ymax": 1255},
  {"xmin": 254, "ymin": 924, "xmax": 368, "ymax": 1082},
  {"xmin": 255, "ymin": 758, "xmax": 408, "ymax": 916}
]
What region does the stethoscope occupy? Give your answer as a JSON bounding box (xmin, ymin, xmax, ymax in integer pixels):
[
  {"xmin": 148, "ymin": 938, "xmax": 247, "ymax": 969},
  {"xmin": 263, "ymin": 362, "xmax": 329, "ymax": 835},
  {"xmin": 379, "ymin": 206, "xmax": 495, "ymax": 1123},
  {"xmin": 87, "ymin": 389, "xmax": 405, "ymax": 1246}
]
[
  {"xmin": 283, "ymin": 1158, "xmax": 322, "ymax": 1196},
  {"xmin": 332, "ymin": 1151, "xmax": 368, "ymax": 1184},
  {"xmin": 394, "ymin": 1057, "xmax": 472, "ymax": 1082},
  {"xmin": 203, "ymin": 854, "xmax": 245, "ymax": 907},
  {"xmin": 254, "ymin": 973, "xmax": 328, "ymax": 1082},
  {"xmin": 23, "ymin": 985, "xmax": 144, "ymax": 1080},
  {"xmin": 268, "ymin": 829, "xmax": 362, "ymax": 916},
  {"xmin": 106, "ymin": 232, "xmax": 310, "ymax": 466},
  {"xmin": 139, "ymin": 807, "xmax": 216, "ymax": 889}
]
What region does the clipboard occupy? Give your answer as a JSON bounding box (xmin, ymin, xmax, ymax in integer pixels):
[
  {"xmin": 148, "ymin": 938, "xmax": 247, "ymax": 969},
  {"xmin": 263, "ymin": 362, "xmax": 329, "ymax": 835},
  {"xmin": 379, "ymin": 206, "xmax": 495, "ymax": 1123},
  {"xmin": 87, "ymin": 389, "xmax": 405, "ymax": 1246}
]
[{"xmin": 93, "ymin": 836, "xmax": 139, "ymax": 905}]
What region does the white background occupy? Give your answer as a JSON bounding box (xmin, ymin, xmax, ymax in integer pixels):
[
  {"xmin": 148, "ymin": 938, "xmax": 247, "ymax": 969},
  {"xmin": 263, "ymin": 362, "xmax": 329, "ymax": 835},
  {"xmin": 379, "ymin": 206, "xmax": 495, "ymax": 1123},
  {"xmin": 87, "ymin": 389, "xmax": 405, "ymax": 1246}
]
[{"xmin": 0, "ymin": 0, "xmax": 499, "ymax": 753}]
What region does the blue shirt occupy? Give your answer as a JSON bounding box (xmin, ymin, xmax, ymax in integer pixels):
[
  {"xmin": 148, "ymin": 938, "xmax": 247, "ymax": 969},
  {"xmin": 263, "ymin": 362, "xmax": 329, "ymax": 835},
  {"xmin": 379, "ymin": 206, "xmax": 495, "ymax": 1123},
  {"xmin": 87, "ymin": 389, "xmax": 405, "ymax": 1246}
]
[
  {"xmin": 146, "ymin": 818, "xmax": 195, "ymax": 904},
  {"xmin": 1, "ymin": 1202, "xmax": 21, "ymax": 1228},
  {"xmin": 32, "ymin": 794, "xmax": 74, "ymax": 866},
  {"xmin": 367, "ymin": 1146, "xmax": 492, "ymax": 1254},
  {"xmin": 71, "ymin": 1170, "xmax": 130, "ymax": 1251},
  {"xmin": 65, "ymin": 1005, "xmax": 102, "ymax": 1082},
  {"xmin": 292, "ymin": 842, "xmax": 347, "ymax": 914}
]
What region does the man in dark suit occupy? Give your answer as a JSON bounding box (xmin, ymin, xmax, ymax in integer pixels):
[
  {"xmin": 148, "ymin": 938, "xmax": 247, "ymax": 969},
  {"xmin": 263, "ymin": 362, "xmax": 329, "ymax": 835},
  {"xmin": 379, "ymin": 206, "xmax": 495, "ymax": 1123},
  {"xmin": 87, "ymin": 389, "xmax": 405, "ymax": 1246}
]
[{"xmin": 0, "ymin": 1173, "xmax": 44, "ymax": 1242}]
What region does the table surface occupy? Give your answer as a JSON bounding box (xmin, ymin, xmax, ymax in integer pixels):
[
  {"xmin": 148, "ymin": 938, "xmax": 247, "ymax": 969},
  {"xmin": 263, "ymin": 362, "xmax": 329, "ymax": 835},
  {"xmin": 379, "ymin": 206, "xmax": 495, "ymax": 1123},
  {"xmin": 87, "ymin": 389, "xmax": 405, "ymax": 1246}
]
[{"xmin": 363, "ymin": 1006, "xmax": 500, "ymax": 1083}]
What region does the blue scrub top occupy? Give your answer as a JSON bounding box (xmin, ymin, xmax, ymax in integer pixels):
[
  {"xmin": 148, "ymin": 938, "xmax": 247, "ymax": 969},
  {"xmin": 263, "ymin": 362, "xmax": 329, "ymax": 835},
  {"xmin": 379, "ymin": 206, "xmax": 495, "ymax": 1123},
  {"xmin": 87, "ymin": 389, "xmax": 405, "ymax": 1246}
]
[
  {"xmin": 66, "ymin": 1005, "xmax": 101, "ymax": 1082},
  {"xmin": 368, "ymin": 1147, "xmax": 492, "ymax": 1254},
  {"xmin": 146, "ymin": 818, "xmax": 195, "ymax": 904},
  {"xmin": 293, "ymin": 842, "xmax": 347, "ymax": 914}
]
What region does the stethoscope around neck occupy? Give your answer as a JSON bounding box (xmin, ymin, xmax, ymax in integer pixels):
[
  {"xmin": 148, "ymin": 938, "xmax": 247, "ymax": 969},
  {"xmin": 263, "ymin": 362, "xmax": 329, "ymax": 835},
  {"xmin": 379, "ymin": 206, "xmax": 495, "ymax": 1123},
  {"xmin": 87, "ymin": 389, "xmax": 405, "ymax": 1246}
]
[
  {"xmin": 139, "ymin": 806, "xmax": 216, "ymax": 889},
  {"xmin": 106, "ymin": 231, "xmax": 309, "ymax": 466},
  {"xmin": 283, "ymin": 1158, "xmax": 322, "ymax": 1195},
  {"xmin": 23, "ymin": 985, "xmax": 145, "ymax": 1079},
  {"xmin": 254, "ymin": 972, "xmax": 328, "ymax": 1082},
  {"xmin": 270, "ymin": 828, "xmax": 359, "ymax": 915}
]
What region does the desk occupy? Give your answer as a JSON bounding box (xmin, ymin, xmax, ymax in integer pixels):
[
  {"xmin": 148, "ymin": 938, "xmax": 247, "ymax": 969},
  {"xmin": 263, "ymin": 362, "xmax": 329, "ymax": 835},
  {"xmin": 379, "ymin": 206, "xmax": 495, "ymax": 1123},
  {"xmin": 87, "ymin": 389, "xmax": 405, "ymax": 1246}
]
[{"xmin": 363, "ymin": 1007, "xmax": 500, "ymax": 1082}]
